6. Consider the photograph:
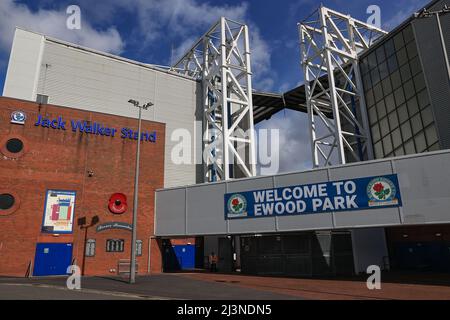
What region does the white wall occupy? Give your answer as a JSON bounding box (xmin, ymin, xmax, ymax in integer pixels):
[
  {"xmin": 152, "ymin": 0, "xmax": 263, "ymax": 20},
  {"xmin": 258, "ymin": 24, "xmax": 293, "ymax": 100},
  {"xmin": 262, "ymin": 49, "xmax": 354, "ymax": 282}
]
[{"xmin": 3, "ymin": 28, "xmax": 44, "ymax": 100}]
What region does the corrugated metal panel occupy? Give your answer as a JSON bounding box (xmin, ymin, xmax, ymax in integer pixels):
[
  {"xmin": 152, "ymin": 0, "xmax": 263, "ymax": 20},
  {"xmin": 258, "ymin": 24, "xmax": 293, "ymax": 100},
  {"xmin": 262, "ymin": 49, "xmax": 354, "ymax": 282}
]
[
  {"xmin": 413, "ymin": 16, "xmax": 450, "ymax": 149},
  {"xmin": 35, "ymin": 40, "xmax": 199, "ymax": 188}
]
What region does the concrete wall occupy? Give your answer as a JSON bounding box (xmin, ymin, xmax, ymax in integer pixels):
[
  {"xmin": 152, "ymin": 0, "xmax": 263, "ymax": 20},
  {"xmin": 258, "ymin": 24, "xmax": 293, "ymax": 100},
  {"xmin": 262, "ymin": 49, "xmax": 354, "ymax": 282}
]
[
  {"xmin": 155, "ymin": 150, "xmax": 450, "ymax": 236},
  {"xmin": 3, "ymin": 28, "xmax": 201, "ymax": 188}
]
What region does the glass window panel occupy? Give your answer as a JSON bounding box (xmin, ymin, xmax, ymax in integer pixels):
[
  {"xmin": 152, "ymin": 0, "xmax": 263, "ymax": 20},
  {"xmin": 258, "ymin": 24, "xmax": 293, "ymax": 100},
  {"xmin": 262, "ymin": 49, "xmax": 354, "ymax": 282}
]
[
  {"xmin": 385, "ymin": 93, "xmax": 396, "ymax": 113},
  {"xmin": 403, "ymin": 25, "xmax": 415, "ymax": 43},
  {"xmin": 409, "ymin": 56, "xmax": 422, "ymax": 76},
  {"xmin": 363, "ymin": 73, "xmax": 372, "ymax": 91},
  {"xmin": 368, "ymin": 52, "xmax": 378, "ymax": 70},
  {"xmin": 382, "ymin": 77, "xmax": 392, "ymax": 95},
  {"xmin": 404, "ymin": 138, "xmax": 416, "ymax": 155},
  {"xmin": 374, "ymin": 83, "xmax": 384, "ymax": 102},
  {"xmin": 380, "ymin": 117, "xmax": 390, "ymax": 137},
  {"xmin": 417, "ymin": 89, "xmax": 430, "ymax": 109},
  {"xmin": 374, "ymin": 141, "xmax": 384, "ymax": 158},
  {"xmin": 411, "ymin": 113, "xmax": 423, "ymax": 135},
  {"xmin": 401, "ymin": 121, "xmax": 413, "ymax": 140},
  {"xmin": 371, "ymin": 67, "xmax": 381, "ymax": 85},
  {"xmin": 400, "ymin": 63, "xmax": 412, "ymax": 82},
  {"xmin": 369, "ymin": 106, "xmax": 378, "ymax": 125},
  {"xmin": 376, "ymin": 46, "xmax": 386, "ymax": 63},
  {"xmin": 414, "ymin": 131, "xmax": 427, "ymax": 153},
  {"xmin": 379, "ymin": 62, "xmax": 389, "ymax": 80},
  {"xmin": 403, "ymin": 80, "xmax": 415, "ymax": 100},
  {"xmin": 376, "ymin": 100, "xmax": 387, "ymax": 119},
  {"xmin": 387, "ymin": 54, "xmax": 399, "ymax": 73},
  {"xmin": 394, "ymin": 147, "xmax": 405, "ymax": 156},
  {"xmin": 383, "ymin": 135, "xmax": 393, "ymax": 155},
  {"xmin": 406, "ymin": 97, "xmax": 419, "ymax": 117},
  {"xmin": 425, "ymin": 125, "xmax": 438, "ymax": 146},
  {"xmin": 428, "ymin": 142, "xmax": 440, "ymax": 152},
  {"xmin": 406, "ymin": 41, "xmax": 418, "ymax": 59},
  {"xmin": 385, "ymin": 39, "xmax": 396, "ymax": 57},
  {"xmin": 390, "ymin": 70, "xmax": 402, "ymax": 89},
  {"xmin": 397, "ymin": 47, "xmax": 408, "ymax": 66},
  {"xmin": 388, "ymin": 111, "xmax": 399, "ymax": 130},
  {"xmin": 398, "ymin": 103, "xmax": 409, "ymax": 124},
  {"xmin": 394, "ymin": 87, "xmax": 405, "ymax": 105},
  {"xmin": 394, "ymin": 32, "xmax": 405, "ymax": 51},
  {"xmin": 391, "ymin": 127, "xmax": 402, "ymax": 148},
  {"xmin": 361, "ymin": 58, "xmax": 370, "ymax": 75},
  {"xmin": 371, "ymin": 123, "xmax": 381, "ymax": 142},
  {"xmin": 413, "ymin": 73, "xmax": 426, "ymax": 92},
  {"xmin": 421, "ymin": 106, "xmax": 435, "ymax": 127},
  {"xmin": 366, "ymin": 89, "xmax": 375, "ymax": 107}
]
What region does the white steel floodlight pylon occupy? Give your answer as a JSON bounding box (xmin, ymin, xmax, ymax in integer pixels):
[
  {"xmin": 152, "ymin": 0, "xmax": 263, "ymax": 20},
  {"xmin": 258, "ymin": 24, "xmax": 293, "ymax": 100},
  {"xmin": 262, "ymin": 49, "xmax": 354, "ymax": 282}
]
[
  {"xmin": 299, "ymin": 6, "xmax": 387, "ymax": 168},
  {"xmin": 170, "ymin": 17, "xmax": 256, "ymax": 182}
]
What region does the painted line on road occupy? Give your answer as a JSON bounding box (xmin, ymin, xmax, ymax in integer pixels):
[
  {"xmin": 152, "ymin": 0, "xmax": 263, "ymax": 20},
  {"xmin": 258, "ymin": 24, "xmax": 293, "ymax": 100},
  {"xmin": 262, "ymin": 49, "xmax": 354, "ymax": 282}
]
[{"xmin": 0, "ymin": 283, "xmax": 172, "ymax": 300}]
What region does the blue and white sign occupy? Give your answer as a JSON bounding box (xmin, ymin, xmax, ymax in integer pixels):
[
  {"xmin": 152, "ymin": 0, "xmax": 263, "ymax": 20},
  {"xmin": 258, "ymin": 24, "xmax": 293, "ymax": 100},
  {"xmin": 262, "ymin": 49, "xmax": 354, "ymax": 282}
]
[
  {"xmin": 11, "ymin": 110, "xmax": 26, "ymax": 125},
  {"xmin": 224, "ymin": 174, "xmax": 402, "ymax": 220}
]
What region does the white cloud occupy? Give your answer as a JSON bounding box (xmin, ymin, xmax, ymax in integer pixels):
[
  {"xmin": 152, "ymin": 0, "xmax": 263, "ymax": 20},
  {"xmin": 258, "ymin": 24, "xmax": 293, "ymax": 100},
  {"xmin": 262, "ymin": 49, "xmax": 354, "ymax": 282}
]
[
  {"xmin": 383, "ymin": 0, "xmax": 428, "ymax": 30},
  {"xmin": 76, "ymin": 0, "xmax": 273, "ymax": 90},
  {"xmin": 0, "ymin": 0, "xmax": 274, "ymax": 90},
  {"xmin": 0, "ymin": 0, "xmax": 124, "ymax": 54}
]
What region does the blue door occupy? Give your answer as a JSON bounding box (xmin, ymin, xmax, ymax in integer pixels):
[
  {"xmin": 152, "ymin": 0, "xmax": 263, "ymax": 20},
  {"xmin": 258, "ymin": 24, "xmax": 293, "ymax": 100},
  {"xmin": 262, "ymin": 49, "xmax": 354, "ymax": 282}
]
[
  {"xmin": 173, "ymin": 245, "xmax": 195, "ymax": 270},
  {"xmin": 33, "ymin": 243, "xmax": 73, "ymax": 276}
]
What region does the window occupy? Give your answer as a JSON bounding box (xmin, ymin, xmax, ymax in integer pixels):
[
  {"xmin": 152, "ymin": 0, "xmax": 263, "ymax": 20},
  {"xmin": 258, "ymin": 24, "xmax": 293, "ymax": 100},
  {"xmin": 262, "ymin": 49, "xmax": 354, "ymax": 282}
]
[
  {"xmin": 86, "ymin": 239, "xmax": 96, "ymax": 257},
  {"xmin": 136, "ymin": 240, "xmax": 143, "ymax": 256},
  {"xmin": 400, "ymin": 64, "xmax": 412, "ymax": 82},
  {"xmin": 36, "ymin": 94, "xmax": 49, "ymax": 104},
  {"xmin": 0, "ymin": 194, "xmax": 15, "ymax": 210},
  {"xmin": 393, "ymin": 32, "xmax": 405, "ymax": 51},
  {"xmin": 106, "ymin": 239, "xmax": 124, "ymax": 252},
  {"xmin": 397, "ymin": 48, "xmax": 408, "ymax": 66},
  {"xmin": 6, "ymin": 139, "xmax": 24, "ymax": 153},
  {"xmin": 414, "ymin": 131, "xmax": 427, "ymax": 153}
]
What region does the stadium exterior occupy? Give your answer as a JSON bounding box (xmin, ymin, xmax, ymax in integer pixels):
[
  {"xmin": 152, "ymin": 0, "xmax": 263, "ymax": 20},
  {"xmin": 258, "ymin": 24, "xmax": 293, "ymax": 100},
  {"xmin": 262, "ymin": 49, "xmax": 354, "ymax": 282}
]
[{"xmin": 1, "ymin": 0, "xmax": 449, "ymax": 277}]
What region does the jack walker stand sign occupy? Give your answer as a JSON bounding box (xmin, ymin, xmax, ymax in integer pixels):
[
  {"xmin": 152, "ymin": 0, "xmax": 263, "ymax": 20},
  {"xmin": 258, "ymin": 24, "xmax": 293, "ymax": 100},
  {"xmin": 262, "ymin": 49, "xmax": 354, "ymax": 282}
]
[{"xmin": 224, "ymin": 174, "xmax": 402, "ymax": 220}]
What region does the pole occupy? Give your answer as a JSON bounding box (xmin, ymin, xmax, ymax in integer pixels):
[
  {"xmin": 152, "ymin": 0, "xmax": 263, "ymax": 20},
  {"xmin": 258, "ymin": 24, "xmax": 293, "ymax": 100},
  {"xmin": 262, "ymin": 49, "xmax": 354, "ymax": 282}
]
[{"xmin": 130, "ymin": 106, "xmax": 142, "ymax": 284}]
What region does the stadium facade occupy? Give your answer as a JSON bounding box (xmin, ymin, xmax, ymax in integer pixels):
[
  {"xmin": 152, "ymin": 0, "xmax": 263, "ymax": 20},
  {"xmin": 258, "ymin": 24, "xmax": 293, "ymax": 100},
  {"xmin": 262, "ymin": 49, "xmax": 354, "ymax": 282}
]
[{"xmin": 1, "ymin": 0, "xmax": 449, "ymax": 277}]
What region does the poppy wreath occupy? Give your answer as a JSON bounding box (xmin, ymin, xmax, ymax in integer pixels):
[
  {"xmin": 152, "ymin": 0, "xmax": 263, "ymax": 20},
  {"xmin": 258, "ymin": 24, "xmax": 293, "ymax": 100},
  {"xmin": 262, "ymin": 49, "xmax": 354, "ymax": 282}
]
[{"xmin": 108, "ymin": 193, "xmax": 127, "ymax": 214}]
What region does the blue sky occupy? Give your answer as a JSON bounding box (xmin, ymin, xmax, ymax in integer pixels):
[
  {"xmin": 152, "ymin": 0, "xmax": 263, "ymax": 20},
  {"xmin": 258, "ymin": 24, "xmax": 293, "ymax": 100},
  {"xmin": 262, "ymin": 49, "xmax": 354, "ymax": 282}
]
[{"xmin": 0, "ymin": 0, "xmax": 431, "ymax": 172}]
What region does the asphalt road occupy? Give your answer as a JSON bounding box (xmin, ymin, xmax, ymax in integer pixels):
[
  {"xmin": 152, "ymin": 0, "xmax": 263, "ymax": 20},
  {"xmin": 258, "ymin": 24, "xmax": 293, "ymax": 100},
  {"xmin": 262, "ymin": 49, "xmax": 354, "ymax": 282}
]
[{"xmin": 0, "ymin": 274, "xmax": 300, "ymax": 300}]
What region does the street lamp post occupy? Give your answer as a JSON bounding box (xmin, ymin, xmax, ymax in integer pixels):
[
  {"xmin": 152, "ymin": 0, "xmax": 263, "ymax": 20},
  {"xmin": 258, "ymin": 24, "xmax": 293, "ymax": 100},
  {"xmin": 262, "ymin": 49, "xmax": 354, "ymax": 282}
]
[{"xmin": 128, "ymin": 99, "xmax": 153, "ymax": 284}]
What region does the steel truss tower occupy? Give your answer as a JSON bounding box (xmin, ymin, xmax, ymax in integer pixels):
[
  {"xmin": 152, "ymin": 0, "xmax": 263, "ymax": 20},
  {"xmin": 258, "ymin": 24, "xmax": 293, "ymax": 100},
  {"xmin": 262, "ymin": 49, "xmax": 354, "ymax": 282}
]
[
  {"xmin": 171, "ymin": 17, "xmax": 256, "ymax": 182},
  {"xmin": 300, "ymin": 6, "xmax": 387, "ymax": 167}
]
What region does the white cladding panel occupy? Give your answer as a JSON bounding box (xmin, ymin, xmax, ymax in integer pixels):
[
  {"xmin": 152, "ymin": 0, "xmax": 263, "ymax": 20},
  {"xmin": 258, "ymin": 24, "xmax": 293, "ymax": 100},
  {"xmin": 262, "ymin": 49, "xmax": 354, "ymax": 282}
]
[
  {"xmin": 3, "ymin": 29, "xmax": 44, "ymax": 100},
  {"xmin": 155, "ymin": 150, "xmax": 450, "ymax": 236},
  {"xmin": 23, "ymin": 37, "xmax": 198, "ymax": 188}
]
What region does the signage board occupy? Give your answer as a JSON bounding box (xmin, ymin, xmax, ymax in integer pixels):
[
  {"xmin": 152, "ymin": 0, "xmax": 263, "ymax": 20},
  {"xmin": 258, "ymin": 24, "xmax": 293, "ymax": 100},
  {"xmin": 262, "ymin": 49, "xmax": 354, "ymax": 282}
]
[{"xmin": 224, "ymin": 174, "xmax": 402, "ymax": 220}]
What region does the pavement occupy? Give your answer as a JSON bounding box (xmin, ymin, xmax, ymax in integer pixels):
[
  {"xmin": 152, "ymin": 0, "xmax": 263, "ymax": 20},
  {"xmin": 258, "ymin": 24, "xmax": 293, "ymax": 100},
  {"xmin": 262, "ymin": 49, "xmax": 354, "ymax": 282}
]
[{"xmin": 0, "ymin": 272, "xmax": 449, "ymax": 300}]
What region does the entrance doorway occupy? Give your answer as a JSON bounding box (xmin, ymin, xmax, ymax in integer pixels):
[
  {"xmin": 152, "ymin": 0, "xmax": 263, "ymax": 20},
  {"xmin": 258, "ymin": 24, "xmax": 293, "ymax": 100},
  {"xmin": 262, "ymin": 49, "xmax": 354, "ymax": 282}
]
[{"xmin": 33, "ymin": 243, "xmax": 73, "ymax": 276}]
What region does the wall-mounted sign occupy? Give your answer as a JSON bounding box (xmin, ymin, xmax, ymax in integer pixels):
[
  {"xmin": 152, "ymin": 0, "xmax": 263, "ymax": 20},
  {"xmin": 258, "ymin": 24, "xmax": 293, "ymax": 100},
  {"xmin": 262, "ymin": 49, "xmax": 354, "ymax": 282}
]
[
  {"xmin": 34, "ymin": 114, "xmax": 157, "ymax": 143},
  {"xmin": 96, "ymin": 222, "xmax": 132, "ymax": 232},
  {"xmin": 41, "ymin": 190, "xmax": 76, "ymax": 233},
  {"xmin": 224, "ymin": 174, "xmax": 402, "ymax": 220},
  {"xmin": 11, "ymin": 111, "xmax": 26, "ymax": 125}
]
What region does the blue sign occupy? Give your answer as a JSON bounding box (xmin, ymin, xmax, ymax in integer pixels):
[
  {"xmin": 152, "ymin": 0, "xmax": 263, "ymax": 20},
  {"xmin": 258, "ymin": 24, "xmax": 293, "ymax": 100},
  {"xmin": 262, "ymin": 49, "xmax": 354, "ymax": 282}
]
[
  {"xmin": 34, "ymin": 114, "xmax": 157, "ymax": 142},
  {"xmin": 224, "ymin": 174, "xmax": 402, "ymax": 220}
]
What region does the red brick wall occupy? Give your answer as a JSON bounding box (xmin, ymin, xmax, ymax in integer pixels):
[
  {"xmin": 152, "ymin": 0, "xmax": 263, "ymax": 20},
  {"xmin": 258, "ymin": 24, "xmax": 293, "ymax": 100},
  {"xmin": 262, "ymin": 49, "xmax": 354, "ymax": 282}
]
[{"xmin": 0, "ymin": 97, "xmax": 165, "ymax": 276}]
